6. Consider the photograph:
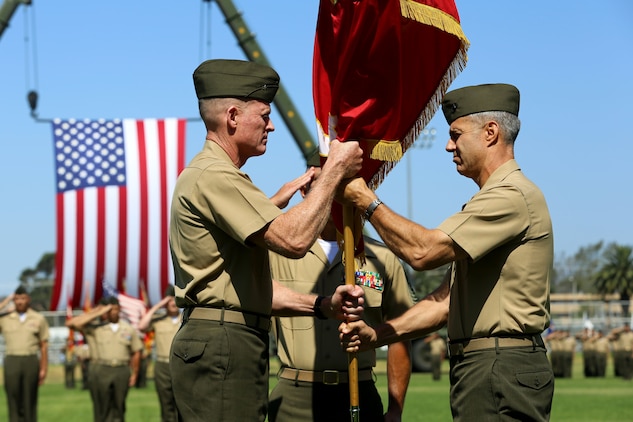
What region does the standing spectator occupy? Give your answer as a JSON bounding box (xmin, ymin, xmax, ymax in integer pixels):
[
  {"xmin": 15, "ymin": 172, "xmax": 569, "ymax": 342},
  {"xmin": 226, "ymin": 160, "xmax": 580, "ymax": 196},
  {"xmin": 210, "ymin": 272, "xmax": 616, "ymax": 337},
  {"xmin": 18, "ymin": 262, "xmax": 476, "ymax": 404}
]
[
  {"xmin": 169, "ymin": 59, "xmax": 363, "ymax": 421},
  {"xmin": 135, "ymin": 339, "xmax": 151, "ymax": 389},
  {"xmin": 80, "ymin": 299, "xmax": 110, "ymax": 421},
  {"xmin": 592, "ymin": 330, "xmax": 610, "ymax": 378},
  {"xmin": 0, "ymin": 286, "xmax": 49, "ymax": 422},
  {"xmin": 339, "ymin": 83, "xmax": 555, "ymax": 421},
  {"xmin": 426, "ymin": 333, "xmax": 447, "ymax": 381},
  {"xmin": 138, "ymin": 286, "xmax": 181, "ymax": 422},
  {"xmin": 545, "ymin": 331, "xmax": 563, "ymax": 377},
  {"xmin": 75, "ymin": 337, "xmax": 92, "ymax": 390},
  {"xmin": 609, "ymin": 323, "xmax": 633, "ymax": 380},
  {"xmin": 576, "ymin": 327, "xmax": 595, "ymax": 377},
  {"xmin": 560, "ymin": 330, "xmax": 577, "ymax": 378},
  {"xmin": 62, "ymin": 337, "xmax": 77, "ymax": 388},
  {"xmin": 67, "ymin": 297, "xmax": 142, "ymax": 421}
]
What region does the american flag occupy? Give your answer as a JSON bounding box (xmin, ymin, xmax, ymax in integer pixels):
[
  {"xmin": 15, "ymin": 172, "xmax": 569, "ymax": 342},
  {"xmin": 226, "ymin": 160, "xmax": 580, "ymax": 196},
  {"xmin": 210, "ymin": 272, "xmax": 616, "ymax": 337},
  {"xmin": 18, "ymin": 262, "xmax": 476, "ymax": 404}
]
[
  {"xmin": 49, "ymin": 118, "xmax": 186, "ymax": 310},
  {"xmin": 102, "ymin": 280, "xmax": 148, "ymax": 331}
]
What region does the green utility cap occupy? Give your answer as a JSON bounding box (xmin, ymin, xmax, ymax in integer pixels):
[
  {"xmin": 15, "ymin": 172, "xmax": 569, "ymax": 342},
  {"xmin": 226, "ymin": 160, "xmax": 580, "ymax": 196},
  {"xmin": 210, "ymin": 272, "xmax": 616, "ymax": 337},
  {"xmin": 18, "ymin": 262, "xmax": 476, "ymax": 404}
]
[
  {"xmin": 193, "ymin": 59, "xmax": 280, "ymax": 103},
  {"xmin": 441, "ymin": 83, "xmax": 520, "ymax": 124}
]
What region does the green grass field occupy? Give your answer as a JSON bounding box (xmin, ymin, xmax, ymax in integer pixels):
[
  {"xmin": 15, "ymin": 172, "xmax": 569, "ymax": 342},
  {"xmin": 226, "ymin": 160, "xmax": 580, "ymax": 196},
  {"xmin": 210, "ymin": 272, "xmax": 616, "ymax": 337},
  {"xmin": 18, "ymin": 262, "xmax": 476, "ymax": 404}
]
[{"xmin": 0, "ymin": 356, "xmax": 631, "ymax": 421}]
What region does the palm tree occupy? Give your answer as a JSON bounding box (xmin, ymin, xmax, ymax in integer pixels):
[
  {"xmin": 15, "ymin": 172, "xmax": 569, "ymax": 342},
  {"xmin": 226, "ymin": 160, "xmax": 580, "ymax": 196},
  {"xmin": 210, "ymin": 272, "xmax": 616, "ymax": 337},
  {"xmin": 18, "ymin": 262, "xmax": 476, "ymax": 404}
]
[{"xmin": 594, "ymin": 243, "xmax": 633, "ymax": 317}]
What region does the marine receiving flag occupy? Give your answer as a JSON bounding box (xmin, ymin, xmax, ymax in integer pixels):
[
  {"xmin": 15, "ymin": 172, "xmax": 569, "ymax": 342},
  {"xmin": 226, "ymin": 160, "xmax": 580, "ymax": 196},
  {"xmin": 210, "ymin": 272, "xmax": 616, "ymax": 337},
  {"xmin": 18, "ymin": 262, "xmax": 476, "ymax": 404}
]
[{"xmin": 49, "ymin": 118, "xmax": 186, "ymax": 310}]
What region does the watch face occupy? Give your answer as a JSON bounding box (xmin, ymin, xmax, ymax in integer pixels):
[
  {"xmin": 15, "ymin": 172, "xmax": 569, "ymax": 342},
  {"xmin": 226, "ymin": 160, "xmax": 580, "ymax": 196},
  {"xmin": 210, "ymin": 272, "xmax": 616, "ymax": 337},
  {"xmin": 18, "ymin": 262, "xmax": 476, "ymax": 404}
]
[{"xmin": 364, "ymin": 199, "xmax": 382, "ymax": 219}]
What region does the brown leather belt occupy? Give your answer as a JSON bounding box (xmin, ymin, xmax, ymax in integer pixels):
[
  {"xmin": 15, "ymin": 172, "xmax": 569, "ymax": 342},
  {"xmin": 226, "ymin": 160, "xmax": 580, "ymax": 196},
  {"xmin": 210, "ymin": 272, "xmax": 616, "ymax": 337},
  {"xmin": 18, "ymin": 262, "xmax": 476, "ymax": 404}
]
[
  {"xmin": 448, "ymin": 335, "xmax": 544, "ymax": 357},
  {"xmin": 278, "ymin": 367, "xmax": 374, "ymax": 385},
  {"xmin": 186, "ymin": 307, "xmax": 271, "ymax": 332}
]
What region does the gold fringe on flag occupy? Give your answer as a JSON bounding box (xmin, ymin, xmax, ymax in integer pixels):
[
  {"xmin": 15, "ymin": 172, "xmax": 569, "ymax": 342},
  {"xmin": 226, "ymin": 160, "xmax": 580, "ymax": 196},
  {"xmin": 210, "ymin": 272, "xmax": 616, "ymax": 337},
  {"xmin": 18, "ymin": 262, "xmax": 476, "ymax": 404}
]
[
  {"xmin": 399, "ymin": 0, "xmax": 470, "ymax": 46},
  {"xmin": 368, "ymin": 139, "xmax": 403, "ymax": 162}
]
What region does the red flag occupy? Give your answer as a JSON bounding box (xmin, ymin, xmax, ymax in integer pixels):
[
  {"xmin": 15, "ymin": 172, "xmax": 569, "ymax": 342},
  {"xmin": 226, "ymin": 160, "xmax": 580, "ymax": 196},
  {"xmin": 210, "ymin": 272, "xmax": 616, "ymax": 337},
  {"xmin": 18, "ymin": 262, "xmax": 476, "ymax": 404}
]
[
  {"xmin": 314, "ymin": 0, "xmax": 469, "ymax": 243},
  {"xmin": 49, "ymin": 118, "xmax": 187, "ymax": 310}
]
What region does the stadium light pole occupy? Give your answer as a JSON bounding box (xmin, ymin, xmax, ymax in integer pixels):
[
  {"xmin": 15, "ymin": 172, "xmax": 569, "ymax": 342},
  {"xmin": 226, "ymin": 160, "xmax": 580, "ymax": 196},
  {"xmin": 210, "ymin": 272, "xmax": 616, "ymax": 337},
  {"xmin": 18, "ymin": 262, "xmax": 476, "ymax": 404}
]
[{"xmin": 406, "ymin": 127, "xmax": 436, "ymax": 219}]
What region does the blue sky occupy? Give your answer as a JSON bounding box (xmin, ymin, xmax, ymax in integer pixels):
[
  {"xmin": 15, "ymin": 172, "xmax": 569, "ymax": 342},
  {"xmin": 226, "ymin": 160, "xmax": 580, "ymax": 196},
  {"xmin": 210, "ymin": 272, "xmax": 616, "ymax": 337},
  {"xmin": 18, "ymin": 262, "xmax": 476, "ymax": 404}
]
[{"xmin": 0, "ymin": 1, "xmax": 631, "ymax": 296}]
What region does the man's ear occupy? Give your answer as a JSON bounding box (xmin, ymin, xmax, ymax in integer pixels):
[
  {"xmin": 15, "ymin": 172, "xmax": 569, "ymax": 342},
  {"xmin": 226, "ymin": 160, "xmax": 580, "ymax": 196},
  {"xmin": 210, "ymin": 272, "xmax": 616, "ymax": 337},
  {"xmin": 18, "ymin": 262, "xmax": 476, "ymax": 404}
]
[
  {"xmin": 484, "ymin": 121, "xmax": 500, "ymax": 146},
  {"xmin": 227, "ymin": 105, "xmax": 239, "ymax": 130}
]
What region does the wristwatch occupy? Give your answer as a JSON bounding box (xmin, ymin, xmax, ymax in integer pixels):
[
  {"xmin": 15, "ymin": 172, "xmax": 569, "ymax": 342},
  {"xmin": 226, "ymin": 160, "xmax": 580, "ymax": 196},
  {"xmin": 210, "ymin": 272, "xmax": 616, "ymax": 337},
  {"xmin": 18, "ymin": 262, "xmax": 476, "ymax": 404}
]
[
  {"xmin": 363, "ymin": 198, "xmax": 383, "ymax": 220},
  {"xmin": 313, "ymin": 295, "xmax": 327, "ymax": 320}
]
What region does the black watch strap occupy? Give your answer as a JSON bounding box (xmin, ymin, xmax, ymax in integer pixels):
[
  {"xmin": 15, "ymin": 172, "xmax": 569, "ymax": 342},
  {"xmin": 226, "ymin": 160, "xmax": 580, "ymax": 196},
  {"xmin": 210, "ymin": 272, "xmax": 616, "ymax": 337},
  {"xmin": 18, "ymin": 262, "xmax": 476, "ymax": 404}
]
[
  {"xmin": 363, "ymin": 199, "xmax": 383, "ymax": 220},
  {"xmin": 313, "ymin": 295, "xmax": 327, "ymax": 320}
]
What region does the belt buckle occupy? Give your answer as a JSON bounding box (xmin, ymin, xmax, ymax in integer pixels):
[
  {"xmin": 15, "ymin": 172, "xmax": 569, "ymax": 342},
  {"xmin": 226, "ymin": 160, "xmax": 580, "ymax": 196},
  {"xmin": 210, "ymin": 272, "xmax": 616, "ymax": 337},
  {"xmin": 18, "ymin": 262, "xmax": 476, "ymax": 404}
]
[{"xmin": 322, "ymin": 370, "xmax": 340, "ymax": 385}]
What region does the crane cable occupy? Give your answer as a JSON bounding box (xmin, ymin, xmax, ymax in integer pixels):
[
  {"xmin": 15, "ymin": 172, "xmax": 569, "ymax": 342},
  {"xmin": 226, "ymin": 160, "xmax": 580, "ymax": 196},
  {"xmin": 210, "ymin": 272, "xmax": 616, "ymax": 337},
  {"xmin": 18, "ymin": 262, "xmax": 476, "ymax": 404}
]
[
  {"xmin": 199, "ymin": 0, "xmax": 213, "ymax": 63},
  {"xmin": 22, "ymin": 3, "xmax": 44, "ymax": 120}
]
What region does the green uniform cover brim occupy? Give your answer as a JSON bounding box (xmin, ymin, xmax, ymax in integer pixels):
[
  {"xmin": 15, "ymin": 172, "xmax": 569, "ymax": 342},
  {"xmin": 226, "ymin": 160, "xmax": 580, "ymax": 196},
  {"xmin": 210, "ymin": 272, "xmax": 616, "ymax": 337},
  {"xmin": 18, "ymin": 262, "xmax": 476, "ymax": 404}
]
[
  {"xmin": 441, "ymin": 83, "xmax": 520, "ymax": 124},
  {"xmin": 193, "ymin": 59, "xmax": 280, "ymax": 103}
]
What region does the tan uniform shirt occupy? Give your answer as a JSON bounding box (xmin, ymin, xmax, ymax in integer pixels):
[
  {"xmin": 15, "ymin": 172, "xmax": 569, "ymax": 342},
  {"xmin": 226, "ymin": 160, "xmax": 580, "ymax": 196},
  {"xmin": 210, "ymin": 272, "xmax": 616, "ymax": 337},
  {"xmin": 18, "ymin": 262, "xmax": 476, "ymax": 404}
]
[
  {"xmin": 169, "ymin": 141, "xmax": 282, "ymax": 315},
  {"xmin": 594, "ymin": 337, "xmax": 610, "ymax": 354},
  {"xmin": 84, "ymin": 320, "xmax": 143, "ymax": 362},
  {"xmin": 618, "ymin": 331, "xmax": 633, "ymax": 352},
  {"xmin": 0, "ymin": 309, "xmax": 49, "ymax": 355},
  {"xmin": 148, "ymin": 314, "xmax": 181, "ymax": 360},
  {"xmin": 83, "ymin": 324, "xmax": 100, "ymax": 360},
  {"xmin": 582, "ymin": 339, "xmax": 594, "ymax": 352},
  {"xmin": 547, "ymin": 336, "xmax": 561, "ymax": 352},
  {"xmin": 75, "ymin": 343, "xmax": 91, "ymax": 361},
  {"xmin": 563, "ymin": 336, "xmax": 577, "ymax": 353},
  {"xmin": 438, "ymin": 160, "xmax": 553, "ymax": 340},
  {"xmin": 270, "ymin": 237, "xmax": 414, "ymax": 371}
]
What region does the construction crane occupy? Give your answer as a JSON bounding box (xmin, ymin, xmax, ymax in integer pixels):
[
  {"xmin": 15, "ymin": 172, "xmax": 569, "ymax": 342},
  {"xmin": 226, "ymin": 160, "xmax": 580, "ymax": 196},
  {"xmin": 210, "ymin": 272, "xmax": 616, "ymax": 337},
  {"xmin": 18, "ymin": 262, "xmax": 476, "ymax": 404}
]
[
  {"xmin": 210, "ymin": 0, "xmax": 318, "ymax": 164},
  {"xmin": 0, "ymin": 0, "xmax": 30, "ymax": 40}
]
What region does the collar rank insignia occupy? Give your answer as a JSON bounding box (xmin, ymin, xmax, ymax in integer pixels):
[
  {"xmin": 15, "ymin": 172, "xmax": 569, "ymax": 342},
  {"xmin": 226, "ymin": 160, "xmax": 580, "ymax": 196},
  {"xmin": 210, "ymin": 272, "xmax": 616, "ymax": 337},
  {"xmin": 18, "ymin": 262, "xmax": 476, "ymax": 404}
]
[{"xmin": 354, "ymin": 270, "xmax": 383, "ymax": 292}]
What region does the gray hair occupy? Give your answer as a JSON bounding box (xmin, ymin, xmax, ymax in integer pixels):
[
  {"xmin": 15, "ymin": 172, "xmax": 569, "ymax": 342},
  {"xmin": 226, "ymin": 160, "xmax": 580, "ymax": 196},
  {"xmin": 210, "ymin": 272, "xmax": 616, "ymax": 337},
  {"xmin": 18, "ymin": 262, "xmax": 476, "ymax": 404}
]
[{"xmin": 470, "ymin": 111, "xmax": 521, "ymax": 144}]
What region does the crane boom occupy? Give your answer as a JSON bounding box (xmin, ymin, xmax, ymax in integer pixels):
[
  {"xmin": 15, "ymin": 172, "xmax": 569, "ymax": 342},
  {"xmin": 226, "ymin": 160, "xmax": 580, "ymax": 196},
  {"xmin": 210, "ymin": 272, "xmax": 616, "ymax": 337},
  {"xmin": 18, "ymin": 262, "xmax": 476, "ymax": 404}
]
[
  {"xmin": 211, "ymin": 0, "xmax": 318, "ymax": 164},
  {"xmin": 0, "ymin": 0, "xmax": 30, "ymax": 40}
]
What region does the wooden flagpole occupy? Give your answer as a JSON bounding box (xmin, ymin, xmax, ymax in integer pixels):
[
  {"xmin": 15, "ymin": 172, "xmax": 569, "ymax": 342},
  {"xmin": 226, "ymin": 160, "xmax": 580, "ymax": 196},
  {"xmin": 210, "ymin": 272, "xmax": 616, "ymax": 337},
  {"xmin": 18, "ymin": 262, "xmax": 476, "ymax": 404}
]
[{"xmin": 343, "ymin": 204, "xmax": 360, "ymax": 421}]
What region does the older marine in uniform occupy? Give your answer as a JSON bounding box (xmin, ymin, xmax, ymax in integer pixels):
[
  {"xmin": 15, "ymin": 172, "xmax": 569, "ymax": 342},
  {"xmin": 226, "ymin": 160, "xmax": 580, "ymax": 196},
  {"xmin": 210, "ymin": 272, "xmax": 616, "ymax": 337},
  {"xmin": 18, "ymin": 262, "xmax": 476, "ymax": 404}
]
[
  {"xmin": 339, "ymin": 83, "xmax": 555, "ymax": 421},
  {"xmin": 169, "ymin": 59, "xmax": 363, "ymax": 421}
]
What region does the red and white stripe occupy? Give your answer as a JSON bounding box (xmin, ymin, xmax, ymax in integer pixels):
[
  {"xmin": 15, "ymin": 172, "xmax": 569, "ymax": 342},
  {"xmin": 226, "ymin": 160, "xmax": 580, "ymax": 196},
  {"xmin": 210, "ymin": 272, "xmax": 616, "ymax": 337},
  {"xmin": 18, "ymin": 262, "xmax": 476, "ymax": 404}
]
[{"xmin": 50, "ymin": 118, "xmax": 186, "ymax": 310}]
